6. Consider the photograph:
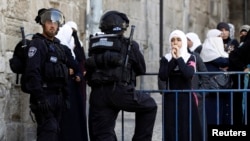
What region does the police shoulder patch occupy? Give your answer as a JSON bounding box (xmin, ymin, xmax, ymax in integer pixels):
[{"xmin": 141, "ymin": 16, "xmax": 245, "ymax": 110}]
[{"xmin": 28, "ymin": 46, "xmax": 37, "ymax": 58}]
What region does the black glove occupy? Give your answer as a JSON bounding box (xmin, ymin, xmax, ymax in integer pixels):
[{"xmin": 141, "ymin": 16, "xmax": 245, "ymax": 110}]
[
  {"xmin": 65, "ymin": 98, "xmax": 70, "ymax": 110},
  {"xmin": 37, "ymin": 99, "xmax": 51, "ymax": 113}
]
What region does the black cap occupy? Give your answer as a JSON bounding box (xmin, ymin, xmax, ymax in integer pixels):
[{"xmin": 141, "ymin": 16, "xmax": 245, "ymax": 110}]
[{"xmin": 217, "ymin": 22, "xmax": 230, "ymax": 31}]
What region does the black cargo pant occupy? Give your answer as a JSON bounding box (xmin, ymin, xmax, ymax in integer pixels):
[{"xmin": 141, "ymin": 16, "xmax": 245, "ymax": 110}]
[
  {"xmin": 88, "ymin": 83, "xmax": 157, "ymax": 141},
  {"xmin": 30, "ymin": 89, "xmax": 64, "ymax": 141}
]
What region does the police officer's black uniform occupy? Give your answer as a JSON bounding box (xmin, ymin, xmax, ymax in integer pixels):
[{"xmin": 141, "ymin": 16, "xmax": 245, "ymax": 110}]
[
  {"xmin": 24, "ymin": 8, "xmax": 70, "ymax": 141},
  {"xmin": 86, "ymin": 11, "xmax": 157, "ymax": 141},
  {"xmin": 26, "ymin": 33, "xmax": 69, "ymax": 141}
]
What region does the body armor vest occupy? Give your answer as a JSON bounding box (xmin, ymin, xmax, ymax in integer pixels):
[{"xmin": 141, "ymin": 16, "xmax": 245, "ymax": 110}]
[
  {"xmin": 43, "ymin": 41, "xmax": 68, "ymax": 88},
  {"xmin": 86, "ymin": 34, "xmax": 131, "ymax": 85}
]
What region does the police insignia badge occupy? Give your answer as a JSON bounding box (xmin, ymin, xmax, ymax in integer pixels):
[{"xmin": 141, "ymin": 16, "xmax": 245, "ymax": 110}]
[{"xmin": 28, "ymin": 47, "xmax": 37, "ymax": 58}]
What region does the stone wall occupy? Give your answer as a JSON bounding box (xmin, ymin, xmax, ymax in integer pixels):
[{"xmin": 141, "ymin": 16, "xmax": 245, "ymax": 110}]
[
  {"xmin": 0, "ymin": 0, "xmax": 87, "ymax": 140},
  {"xmin": 0, "ymin": 0, "xmax": 243, "ymax": 140}
]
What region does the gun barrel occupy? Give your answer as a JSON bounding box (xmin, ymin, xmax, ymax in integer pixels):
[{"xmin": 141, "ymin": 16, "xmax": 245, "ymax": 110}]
[
  {"xmin": 20, "ymin": 27, "xmax": 27, "ymax": 47},
  {"xmin": 129, "ymin": 25, "xmax": 135, "ymax": 44},
  {"xmin": 125, "ymin": 25, "xmax": 135, "ymax": 67}
]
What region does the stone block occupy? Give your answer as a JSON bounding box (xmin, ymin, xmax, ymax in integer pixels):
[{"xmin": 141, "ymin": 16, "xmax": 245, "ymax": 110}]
[{"xmin": 0, "ymin": 57, "xmax": 5, "ymax": 72}]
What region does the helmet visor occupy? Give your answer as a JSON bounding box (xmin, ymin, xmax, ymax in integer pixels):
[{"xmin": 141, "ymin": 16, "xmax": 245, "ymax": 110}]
[{"xmin": 40, "ymin": 10, "xmax": 64, "ymax": 26}]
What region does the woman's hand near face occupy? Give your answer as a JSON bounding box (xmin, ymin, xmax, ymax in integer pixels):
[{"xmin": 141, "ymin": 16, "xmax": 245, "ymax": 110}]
[
  {"xmin": 171, "ymin": 37, "xmax": 182, "ymax": 59},
  {"xmin": 171, "ymin": 47, "xmax": 177, "ymax": 58},
  {"xmin": 172, "ymin": 45, "xmax": 180, "ymax": 59}
]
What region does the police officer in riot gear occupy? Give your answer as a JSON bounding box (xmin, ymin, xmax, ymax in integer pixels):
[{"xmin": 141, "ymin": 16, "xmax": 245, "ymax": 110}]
[
  {"xmin": 24, "ymin": 8, "xmax": 71, "ymax": 141},
  {"xmin": 86, "ymin": 10, "xmax": 157, "ymax": 141}
]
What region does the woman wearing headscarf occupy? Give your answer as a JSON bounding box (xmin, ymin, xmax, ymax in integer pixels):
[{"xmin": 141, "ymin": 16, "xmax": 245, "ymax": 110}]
[
  {"xmin": 229, "ymin": 25, "xmax": 250, "ymax": 125},
  {"xmin": 200, "ymin": 29, "xmax": 229, "ymax": 71},
  {"xmin": 239, "ymin": 24, "xmax": 250, "ymax": 44},
  {"xmin": 228, "ymin": 24, "xmax": 250, "ymax": 125},
  {"xmin": 186, "ymin": 32, "xmax": 209, "ymax": 141},
  {"xmin": 231, "ymin": 30, "xmax": 250, "ymax": 125},
  {"xmin": 217, "ymin": 22, "xmax": 239, "ymax": 54},
  {"xmin": 158, "ymin": 30, "xmax": 202, "ymax": 141},
  {"xmin": 66, "ymin": 21, "xmax": 89, "ymax": 141},
  {"xmin": 56, "ymin": 24, "xmax": 88, "ymax": 141},
  {"xmin": 186, "ymin": 32, "xmax": 203, "ymax": 54},
  {"xmin": 200, "ymin": 29, "xmax": 231, "ymax": 125}
]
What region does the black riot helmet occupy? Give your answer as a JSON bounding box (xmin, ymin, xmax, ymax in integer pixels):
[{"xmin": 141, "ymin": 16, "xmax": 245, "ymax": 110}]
[
  {"xmin": 99, "ymin": 10, "xmax": 129, "ymax": 34},
  {"xmin": 35, "ymin": 8, "xmax": 65, "ymax": 27}
]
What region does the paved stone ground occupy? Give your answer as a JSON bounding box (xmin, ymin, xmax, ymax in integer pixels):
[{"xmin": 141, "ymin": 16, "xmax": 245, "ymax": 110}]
[{"xmin": 115, "ymin": 93, "xmax": 163, "ymax": 141}]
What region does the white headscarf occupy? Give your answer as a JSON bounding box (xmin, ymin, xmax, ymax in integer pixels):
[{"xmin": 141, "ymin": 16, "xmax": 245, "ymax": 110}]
[
  {"xmin": 66, "ymin": 21, "xmax": 78, "ymax": 31},
  {"xmin": 66, "ymin": 21, "xmax": 77, "ymax": 51},
  {"xmin": 65, "ymin": 21, "xmax": 83, "ymax": 50},
  {"xmin": 165, "ymin": 30, "xmax": 191, "ymax": 63},
  {"xmin": 186, "ymin": 32, "xmax": 202, "ymax": 52},
  {"xmin": 228, "ymin": 23, "xmax": 235, "ymax": 39},
  {"xmin": 200, "ymin": 29, "xmax": 228, "ymax": 62},
  {"xmin": 56, "ymin": 24, "xmax": 76, "ymax": 59}
]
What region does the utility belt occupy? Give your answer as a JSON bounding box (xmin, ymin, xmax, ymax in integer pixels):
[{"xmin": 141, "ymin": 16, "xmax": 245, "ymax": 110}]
[
  {"xmin": 89, "ymin": 63, "xmax": 132, "ymax": 83},
  {"xmin": 90, "ymin": 81, "xmax": 129, "ymax": 89},
  {"xmin": 42, "ymin": 83, "xmax": 65, "ymax": 94}
]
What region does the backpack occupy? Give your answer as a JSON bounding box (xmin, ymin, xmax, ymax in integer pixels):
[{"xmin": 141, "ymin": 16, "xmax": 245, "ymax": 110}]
[
  {"xmin": 9, "ymin": 39, "xmax": 31, "ymax": 74},
  {"xmin": 9, "ymin": 38, "xmax": 31, "ymax": 93}
]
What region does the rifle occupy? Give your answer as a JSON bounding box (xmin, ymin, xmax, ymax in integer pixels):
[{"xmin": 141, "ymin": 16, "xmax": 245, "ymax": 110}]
[
  {"xmin": 20, "ymin": 27, "xmax": 27, "ymax": 48},
  {"xmin": 124, "ymin": 25, "xmax": 135, "ymax": 68},
  {"xmin": 15, "ymin": 27, "xmax": 26, "ymax": 84},
  {"xmin": 121, "ymin": 25, "xmax": 135, "ymax": 141}
]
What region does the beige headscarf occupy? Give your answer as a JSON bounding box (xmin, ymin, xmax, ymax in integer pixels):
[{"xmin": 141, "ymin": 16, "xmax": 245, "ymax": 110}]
[{"xmin": 165, "ymin": 29, "xmax": 191, "ymax": 63}]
